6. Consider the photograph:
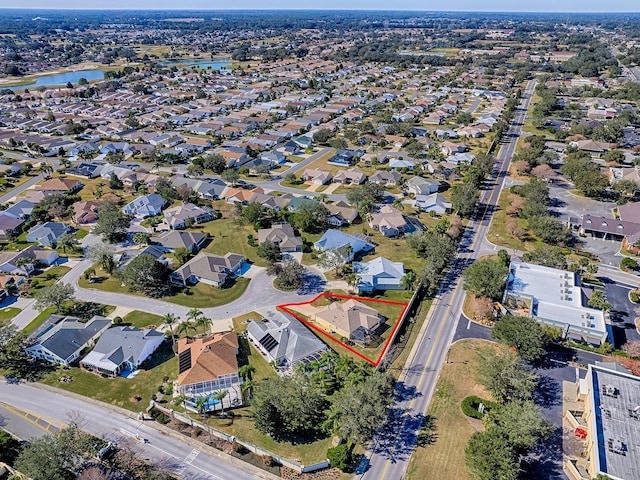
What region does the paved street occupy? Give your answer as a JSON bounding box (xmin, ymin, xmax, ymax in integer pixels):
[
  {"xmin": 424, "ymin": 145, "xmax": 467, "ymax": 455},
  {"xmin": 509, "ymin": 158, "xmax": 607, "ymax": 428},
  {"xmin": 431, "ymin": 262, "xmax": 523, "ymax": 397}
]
[
  {"xmin": 0, "ymin": 382, "xmax": 278, "ymax": 480},
  {"xmin": 361, "ymin": 79, "xmax": 538, "ymax": 480}
]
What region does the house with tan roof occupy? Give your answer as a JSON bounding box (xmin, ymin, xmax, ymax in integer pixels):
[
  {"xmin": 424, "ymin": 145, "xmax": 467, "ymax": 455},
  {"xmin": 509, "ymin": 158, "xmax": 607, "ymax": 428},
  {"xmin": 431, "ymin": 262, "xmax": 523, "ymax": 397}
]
[
  {"xmin": 326, "ymin": 201, "xmax": 359, "ymax": 226},
  {"xmin": 333, "ymin": 168, "xmax": 367, "ymax": 185},
  {"xmin": 160, "ymin": 203, "xmax": 215, "ymax": 230},
  {"xmin": 170, "ymin": 252, "xmax": 244, "ymax": 287},
  {"xmin": 177, "ymin": 332, "xmax": 243, "ymax": 413},
  {"xmin": 34, "ymin": 177, "xmax": 82, "ymax": 194},
  {"xmin": 258, "ymin": 222, "xmax": 302, "ymax": 253},
  {"xmin": 314, "ymin": 299, "xmax": 384, "ymax": 346},
  {"xmin": 369, "ymin": 205, "xmax": 407, "ymax": 237},
  {"xmin": 72, "ymin": 200, "xmax": 100, "ymax": 225},
  {"xmin": 301, "ymin": 168, "xmax": 333, "ymax": 185}
]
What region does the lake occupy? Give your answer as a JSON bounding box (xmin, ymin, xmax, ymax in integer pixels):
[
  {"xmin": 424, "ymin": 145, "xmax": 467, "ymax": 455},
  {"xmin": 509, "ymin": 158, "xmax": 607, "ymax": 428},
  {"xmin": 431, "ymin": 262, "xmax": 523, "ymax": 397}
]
[
  {"xmin": 10, "ymin": 69, "xmax": 105, "ymax": 91},
  {"xmin": 159, "ymin": 59, "xmax": 232, "ymax": 71}
]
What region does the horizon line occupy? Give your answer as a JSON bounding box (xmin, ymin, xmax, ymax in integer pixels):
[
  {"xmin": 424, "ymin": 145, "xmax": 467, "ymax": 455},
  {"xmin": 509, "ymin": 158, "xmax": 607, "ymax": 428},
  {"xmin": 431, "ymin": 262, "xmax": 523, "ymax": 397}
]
[{"xmin": 0, "ymin": 7, "xmax": 636, "ymax": 13}]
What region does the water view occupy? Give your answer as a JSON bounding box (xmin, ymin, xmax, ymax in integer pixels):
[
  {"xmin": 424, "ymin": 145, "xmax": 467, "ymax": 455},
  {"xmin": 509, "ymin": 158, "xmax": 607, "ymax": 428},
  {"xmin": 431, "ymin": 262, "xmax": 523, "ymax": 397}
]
[
  {"xmin": 10, "ymin": 69, "xmax": 105, "ymax": 91},
  {"xmin": 159, "ymin": 59, "xmax": 232, "ymax": 71}
]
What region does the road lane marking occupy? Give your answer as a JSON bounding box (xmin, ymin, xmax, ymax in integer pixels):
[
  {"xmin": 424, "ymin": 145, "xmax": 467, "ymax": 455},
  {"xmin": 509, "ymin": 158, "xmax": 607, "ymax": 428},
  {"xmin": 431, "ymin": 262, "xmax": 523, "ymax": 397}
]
[{"xmin": 374, "ymin": 80, "xmax": 536, "ymax": 480}]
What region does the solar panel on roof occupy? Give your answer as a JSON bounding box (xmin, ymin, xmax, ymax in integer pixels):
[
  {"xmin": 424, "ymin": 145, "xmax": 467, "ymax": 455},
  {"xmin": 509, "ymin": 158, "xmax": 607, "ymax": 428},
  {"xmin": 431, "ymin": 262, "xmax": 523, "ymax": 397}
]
[
  {"xmin": 259, "ymin": 333, "xmax": 278, "ymax": 352},
  {"xmin": 178, "ymin": 348, "xmax": 192, "ymax": 374}
]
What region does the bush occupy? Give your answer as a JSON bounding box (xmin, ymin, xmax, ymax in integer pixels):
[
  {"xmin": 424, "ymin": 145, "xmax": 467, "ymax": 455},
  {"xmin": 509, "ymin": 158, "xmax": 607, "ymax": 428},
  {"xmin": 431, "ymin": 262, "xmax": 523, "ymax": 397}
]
[
  {"xmin": 621, "ymin": 257, "xmax": 638, "ymax": 271},
  {"xmin": 630, "ymin": 290, "xmax": 640, "ymax": 303},
  {"xmin": 148, "ymin": 408, "xmax": 170, "ymax": 424},
  {"xmin": 113, "ymin": 316, "xmax": 123, "ymax": 325},
  {"xmin": 461, "ymin": 396, "xmax": 498, "ymax": 419},
  {"xmin": 327, "ymin": 443, "xmax": 352, "ymax": 471}
]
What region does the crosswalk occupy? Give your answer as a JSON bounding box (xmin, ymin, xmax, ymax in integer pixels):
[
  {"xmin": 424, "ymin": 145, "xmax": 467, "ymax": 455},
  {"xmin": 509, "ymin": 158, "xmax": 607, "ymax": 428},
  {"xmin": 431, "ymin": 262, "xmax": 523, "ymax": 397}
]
[{"xmin": 174, "ymin": 448, "xmax": 200, "ymax": 478}]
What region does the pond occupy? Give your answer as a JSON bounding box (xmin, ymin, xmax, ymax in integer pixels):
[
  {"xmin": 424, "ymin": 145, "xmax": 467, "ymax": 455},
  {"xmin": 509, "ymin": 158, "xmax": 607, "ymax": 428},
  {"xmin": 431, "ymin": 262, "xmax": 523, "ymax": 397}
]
[
  {"xmin": 159, "ymin": 59, "xmax": 232, "ymax": 71},
  {"xmin": 9, "ymin": 69, "xmax": 105, "ymax": 91}
]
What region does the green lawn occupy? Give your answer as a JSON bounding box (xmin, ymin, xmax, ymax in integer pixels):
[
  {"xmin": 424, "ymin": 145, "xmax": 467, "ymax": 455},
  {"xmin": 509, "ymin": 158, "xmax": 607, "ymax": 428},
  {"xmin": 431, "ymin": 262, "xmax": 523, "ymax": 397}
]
[
  {"xmin": 41, "ymin": 341, "xmax": 177, "ymax": 412},
  {"xmin": 0, "ymin": 307, "xmax": 21, "ymax": 323},
  {"xmin": 123, "ymin": 311, "xmax": 165, "ymax": 328},
  {"xmin": 79, "ymin": 271, "xmax": 250, "ymax": 308},
  {"xmin": 406, "ymin": 339, "xmax": 504, "ymax": 480},
  {"xmin": 29, "ymin": 265, "xmax": 72, "ymax": 292},
  {"xmin": 193, "ymin": 218, "xmax": 269, "ymax": 267}
]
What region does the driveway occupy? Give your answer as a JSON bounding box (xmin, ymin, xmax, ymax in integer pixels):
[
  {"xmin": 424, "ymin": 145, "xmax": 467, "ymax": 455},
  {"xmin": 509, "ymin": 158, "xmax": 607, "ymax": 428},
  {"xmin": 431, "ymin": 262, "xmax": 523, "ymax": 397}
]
[{"xmin": 602, "ymin": 282, "xmax": 640, "ymax": 345}]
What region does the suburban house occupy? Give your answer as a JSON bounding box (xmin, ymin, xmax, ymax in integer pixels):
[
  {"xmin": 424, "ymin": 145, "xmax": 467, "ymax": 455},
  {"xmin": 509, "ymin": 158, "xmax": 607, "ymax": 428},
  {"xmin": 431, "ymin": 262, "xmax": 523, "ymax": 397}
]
[
  {"xmin": 80, "ymin": 326, "xmax": 165, "ymax": 377},
  {"xmin": 25, "ymin": 315, "xmax": 112, "ymax": 367},
  {"xmin": 177, "ymin": 332, "xmax": 243, "ymax": 412},
  {"xmin": 352, "ymin": 257, "xmax": 406, "ymax": 292},
  {"xmin": 116, "ymin": 246, "xmax": 169, "ymax": 269},
  {"xmin": 502, "ymin": 261, "xmax": 608, "ymax": 346},
  {"xmin": 0, "ymin": 245, "xmax": 58, "ymax": 276},
  {"xmin": 314, "ymin": 299, "xmax": 384, "ymax": 346},
  {"xmin": 326, "ymin": 201, "xmax": 359, "ymax": 226},
  {"xmin": 170, "ymin": 252, "xmax": 244, "ymax": 287},
  {"xmin": 122, "ymin": 193, "xmax": 166, "ymax": 219},
  {"xmin": 26, "ymin": 222, "xmax": 71, "ymax": 248},
  {"xmin": 576, "ymin": 214, "xmax": 640, "ymax": 252},
  {"xmin": 333, "ymin": 168, "xmax": 367, "ymax": 185},
  {"xmin": 389, "ymin": 158, "xmax": 415, "ymax": 171},
  {"xmin": 65, "ymin": 162, "xmax": 100, "ymax": 179},
  {"xmin": 2, "ymin": 199, "xmax": 35, "ymax": 220},
  {"xmin": 257, "ymin": 222, "xmax": 303, "ymax": 253},
  {"xmin": 369, "ymin": 170, "xmax": 402, "ymax": 186},
  {"xmin": 564, "ymin": 362, "xmax": 640, "ymax": 480},
  {"xmin": 415, "ymin": 193, "xmax": 453, "ymax": 214},
  {"xmin": 301, "ymin": 168, "xmax": 333, "ymax": 185},
  {"xmin": 369, "ymin": 205, "xmax": 407, "ymax": 237},
  {"xmin": 328, "ymin": 149, "xmax": 363, "ymax": 166},
  {"xmin": 314, "ymin": 229, "xmax": 375, "ymax": 262},
  {"xmin": 0, "ymin": 215, "xmax": 25, "ymax": 239},
  {"xmin": 406, "ymin": 177, "xmax": 440, "ymax": 196},
  {"xmin": 160, "ymin": 203, "xmax": 215, "ymax": 230},
  {"xmin": 151, "ymin": 230, "xmax": 207, "ymax": 253},
  {"xmin": 72, "ymin": 200, "xmax": 100, "ymax": 225},
  {"xmin": 34, "ymin": 177, "xmax": 82, "ymax": 194},
  {"xmin": 246, "ymin": 311, "xmax": 328, "ymax": 371}
]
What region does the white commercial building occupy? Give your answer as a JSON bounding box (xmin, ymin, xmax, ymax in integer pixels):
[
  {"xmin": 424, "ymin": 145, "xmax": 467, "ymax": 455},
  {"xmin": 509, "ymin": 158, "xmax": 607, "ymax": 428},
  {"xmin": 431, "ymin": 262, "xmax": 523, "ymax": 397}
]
[{"xmin": 503, "ymin": 261, "xmax": 608, "ymax": 345}]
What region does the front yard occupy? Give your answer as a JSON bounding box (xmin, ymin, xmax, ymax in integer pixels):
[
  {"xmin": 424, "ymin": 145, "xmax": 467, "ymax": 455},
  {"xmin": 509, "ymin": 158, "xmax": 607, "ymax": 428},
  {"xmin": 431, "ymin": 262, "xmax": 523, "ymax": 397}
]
[{"xmin": 41, "ymin": 341, "xmax": 177, "ymax": 412}]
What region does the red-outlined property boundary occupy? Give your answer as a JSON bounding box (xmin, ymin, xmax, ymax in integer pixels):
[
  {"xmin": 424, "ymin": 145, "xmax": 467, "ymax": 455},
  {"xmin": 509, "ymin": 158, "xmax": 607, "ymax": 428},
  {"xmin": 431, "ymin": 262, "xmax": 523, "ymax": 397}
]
[{"xmin": 277, "ymin": 292, "xmax": 409, "ymax": 367}]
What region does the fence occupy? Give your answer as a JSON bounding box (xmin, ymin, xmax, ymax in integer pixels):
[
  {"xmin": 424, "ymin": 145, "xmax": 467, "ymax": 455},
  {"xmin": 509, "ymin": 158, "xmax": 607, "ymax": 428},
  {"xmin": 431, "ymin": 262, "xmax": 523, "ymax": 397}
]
[{"xmin": 152, "ymin": 404, "xmax": 330, "ymax": 473}]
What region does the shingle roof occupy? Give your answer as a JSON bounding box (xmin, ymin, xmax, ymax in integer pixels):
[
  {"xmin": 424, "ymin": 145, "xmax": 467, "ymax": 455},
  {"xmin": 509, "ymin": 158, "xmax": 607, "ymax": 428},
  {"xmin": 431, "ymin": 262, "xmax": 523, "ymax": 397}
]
[
  {"xmin": 177, "ymin": 332, "xmax": 239, "ymax": 386},
  {"xmin": 36, "ymin": 316, "xmax": 112, "ymax": 362}
]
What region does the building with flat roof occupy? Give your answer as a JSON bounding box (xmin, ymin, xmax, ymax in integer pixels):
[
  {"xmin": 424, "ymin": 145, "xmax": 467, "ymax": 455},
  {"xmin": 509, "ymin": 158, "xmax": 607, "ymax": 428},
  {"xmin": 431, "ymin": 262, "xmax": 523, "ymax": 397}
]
[
  {"xmin": 503, "ymin": 261, "xmax": 608, "ymax": 345},
  {"xmin": 577, "ymin": 363, "xmax": 640, "ymax": 480}
]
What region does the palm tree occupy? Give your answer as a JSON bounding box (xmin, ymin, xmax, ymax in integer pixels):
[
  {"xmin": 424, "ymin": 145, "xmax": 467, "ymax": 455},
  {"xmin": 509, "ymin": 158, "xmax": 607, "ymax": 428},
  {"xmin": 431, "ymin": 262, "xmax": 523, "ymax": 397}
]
[
  {"xmin": 175, "ymin": 392, "xmax": 187, "ymax": 413},
  {"xmin": 39, "ymin": 163, "xmax": 54, "ymax": 178},
  {"xmin": 187, "ymin": 308, "xmax": 204, "ymax": 323},
  {"xmin": 313, "ymin": 370, "xmax": 336, "ymax": 395},
  {"xmin": 195, "ymin": 395, "xmax": 209, "ymax": 419},
  {"xmin": 176, "ymin": 321, "xmax": 196, "ymax": 338},
  {"xmin": 346, "ymin": 273, "xmax": 361, "ymax": 293},
  {"xmin": 321, "ymin": 405, "xmax": 342, "ymax": 435},
  {"xmin": 212, "ymin": 390, "xmax": 229, "ymax": 416},
  {"xmin": 56, "ymin": 233, "xmax": 75, "ymax": 253},
  {"xmin": 241, "ymin": 378, "xmax": 254, "ymax": 402},
  {"xmin": 195, "ymin": 316, "xmax": 212, "ymax": 335},
  {"xmin": 400, "ymin": 271, "xmax": 417, "ymax": 292},
  {"xmin": 238, "ymin": 365, "xmax": 256, "ymax": 381},
  {"xmin": 163, "ymin": 313, "xmax": 179, "ymax": 353}
]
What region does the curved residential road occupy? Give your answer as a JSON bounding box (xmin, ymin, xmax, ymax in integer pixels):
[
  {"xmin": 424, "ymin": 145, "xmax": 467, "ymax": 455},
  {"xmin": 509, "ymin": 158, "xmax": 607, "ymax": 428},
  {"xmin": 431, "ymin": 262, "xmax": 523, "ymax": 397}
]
[
  {"xmin": 11, "ymin": 259, "xmax": 323, "ymax": 331},
  {"xmin": 0, "ymin": 382, "xmax": 279, "ymax": 480}
]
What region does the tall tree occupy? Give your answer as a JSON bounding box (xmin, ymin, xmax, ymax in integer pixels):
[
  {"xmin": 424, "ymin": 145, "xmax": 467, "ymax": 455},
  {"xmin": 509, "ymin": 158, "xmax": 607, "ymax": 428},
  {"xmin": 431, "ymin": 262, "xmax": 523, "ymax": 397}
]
[
  {"xmin": 477, "ymin": 349, "xmax": 538, "ymax": 404},
  {"xmin": 94, "ymin": 201, "xmax": 131, "ymax": 243},
  {"xmin": 491, "ymin": 315, "xmax": 547, "ymax": 362},
  {"xmin": 463, "ymin": 258, "xmax": 508, "ymax": 300},
  {"xmin": 34, "ymin": 283, "xmax": 75, "ymax": 312}
]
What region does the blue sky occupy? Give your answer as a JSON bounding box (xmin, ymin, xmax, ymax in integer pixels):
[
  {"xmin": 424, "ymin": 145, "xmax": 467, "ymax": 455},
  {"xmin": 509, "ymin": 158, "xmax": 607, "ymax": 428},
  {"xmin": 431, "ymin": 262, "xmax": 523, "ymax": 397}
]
[{"xmin": 0, "ymin": 1, "xmax": 637, "ymax": 11}]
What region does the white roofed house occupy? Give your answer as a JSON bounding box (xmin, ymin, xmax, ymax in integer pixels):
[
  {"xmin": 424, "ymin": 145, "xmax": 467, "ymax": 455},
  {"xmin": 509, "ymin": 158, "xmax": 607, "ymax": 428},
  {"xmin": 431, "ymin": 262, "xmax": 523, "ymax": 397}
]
[
  {"xmin": 80, "ymin": 326, "xmax": 165, "ymax": 377},
  {"xmin": 415, "ymin": 193, "xmax": 452, "ymax": 214},
  {"xmin": 406, "ymin": 176, "xmax": 441, "ymax": 196},
  {"xmin": 352, "ymin": 257, "xmax": 406, "ymax": 293},
  {"xmin": 122, "ymin": 193, "xmax": 166, "ymax": 219}
]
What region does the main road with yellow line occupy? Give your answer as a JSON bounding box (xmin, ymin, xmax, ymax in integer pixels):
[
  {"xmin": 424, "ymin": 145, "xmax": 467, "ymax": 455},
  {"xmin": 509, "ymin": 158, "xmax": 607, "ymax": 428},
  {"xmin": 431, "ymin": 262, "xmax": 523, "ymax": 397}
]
[{"xmin": 361, "ymin": 79, "xmax": 537, "ymax": 480}]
